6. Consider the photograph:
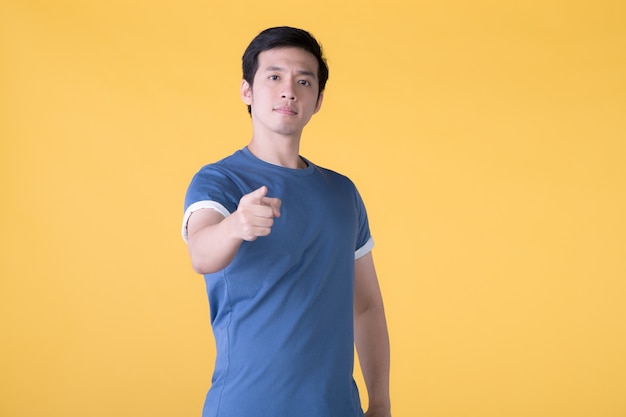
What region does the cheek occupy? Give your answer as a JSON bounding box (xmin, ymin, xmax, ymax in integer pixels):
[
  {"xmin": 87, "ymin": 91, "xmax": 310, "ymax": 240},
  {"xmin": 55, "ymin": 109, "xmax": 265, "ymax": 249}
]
[{"xmin": 252, "ymin": 86, "xmax": 273, "ymax": 103}]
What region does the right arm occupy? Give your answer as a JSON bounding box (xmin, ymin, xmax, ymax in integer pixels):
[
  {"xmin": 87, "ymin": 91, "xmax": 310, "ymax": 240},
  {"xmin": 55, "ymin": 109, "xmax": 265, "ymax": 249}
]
[{"xmin": 186, "ymin": 185, "xmax": 281, "ymax": 274}]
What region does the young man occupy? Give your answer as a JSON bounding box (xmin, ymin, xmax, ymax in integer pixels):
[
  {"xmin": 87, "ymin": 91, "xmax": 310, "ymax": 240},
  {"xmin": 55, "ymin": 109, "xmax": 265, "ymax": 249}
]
[{"xmin": 182, "ymin": 26, "xmax": 391, "ymax": 417}]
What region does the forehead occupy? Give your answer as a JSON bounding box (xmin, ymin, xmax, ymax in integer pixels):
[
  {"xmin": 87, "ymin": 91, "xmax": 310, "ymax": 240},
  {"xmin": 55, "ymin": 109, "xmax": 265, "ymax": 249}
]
[{"xmin": 256, "ymin": 47, "xmax": 319, "ymax": 76}]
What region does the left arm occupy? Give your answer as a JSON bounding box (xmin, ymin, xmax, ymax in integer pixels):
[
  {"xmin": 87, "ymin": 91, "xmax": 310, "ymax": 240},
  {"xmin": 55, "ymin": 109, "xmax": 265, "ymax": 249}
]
[{"xmin": 354, "ymin": 251, "xmax": 391, "ymax": 417}]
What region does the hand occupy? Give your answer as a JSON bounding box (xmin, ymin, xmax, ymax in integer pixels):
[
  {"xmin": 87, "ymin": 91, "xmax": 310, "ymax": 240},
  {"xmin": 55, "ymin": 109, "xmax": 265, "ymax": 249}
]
[{"xmin": 233, "ymin": 186, "xmax": 281, "ymax": 241}]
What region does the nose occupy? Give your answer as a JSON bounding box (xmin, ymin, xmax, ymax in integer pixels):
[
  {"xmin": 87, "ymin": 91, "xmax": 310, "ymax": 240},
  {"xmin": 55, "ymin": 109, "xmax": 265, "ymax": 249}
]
[{"xmin": 281, "ymin": 80, "xmax": 296, "ymax": 100}]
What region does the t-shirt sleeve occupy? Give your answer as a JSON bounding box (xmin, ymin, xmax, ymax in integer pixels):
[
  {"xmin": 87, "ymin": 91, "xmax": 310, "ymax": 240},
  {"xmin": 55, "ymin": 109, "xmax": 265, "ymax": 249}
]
[
  {"xmin": 181, "ymin": 165, "xmax": 242, "ymax": 242},
  {"xmin": 353, "ymin": 185, "xmax": 374, "ymax": 259}
]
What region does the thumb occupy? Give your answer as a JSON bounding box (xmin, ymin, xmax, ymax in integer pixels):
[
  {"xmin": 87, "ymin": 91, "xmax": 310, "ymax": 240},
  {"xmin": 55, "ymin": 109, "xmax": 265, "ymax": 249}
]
[{"xmin": 246, "ymin": 185, "xmax": 268, "ymax": 203}]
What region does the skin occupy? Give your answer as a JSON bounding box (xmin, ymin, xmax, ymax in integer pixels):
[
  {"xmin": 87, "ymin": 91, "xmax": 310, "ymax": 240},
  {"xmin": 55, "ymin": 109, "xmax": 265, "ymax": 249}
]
[{"xmin": 186, "ymin": 46, "xmax": 391, "ymax": 417}]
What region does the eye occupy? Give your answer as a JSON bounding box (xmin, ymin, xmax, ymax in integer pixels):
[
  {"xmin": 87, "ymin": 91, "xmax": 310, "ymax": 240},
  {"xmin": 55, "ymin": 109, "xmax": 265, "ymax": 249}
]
[
  {"xmin": 298, "ymin": 80, "xmax": 311, "ymax": 86},
  {"xmin": 269, "ymin": 75, "xmax": 279, "ymax": 81}
]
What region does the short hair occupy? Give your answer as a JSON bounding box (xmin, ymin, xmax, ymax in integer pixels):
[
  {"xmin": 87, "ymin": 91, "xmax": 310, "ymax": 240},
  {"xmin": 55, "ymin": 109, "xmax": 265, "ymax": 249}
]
[{"xmin": 242, "ymin": 26, "xmax": 329, "ymax": 114}]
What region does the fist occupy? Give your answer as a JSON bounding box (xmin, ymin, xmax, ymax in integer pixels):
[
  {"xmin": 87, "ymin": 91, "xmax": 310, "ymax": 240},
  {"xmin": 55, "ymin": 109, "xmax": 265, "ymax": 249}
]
[{"xmin": 234, "ymin": 186, "xmax": 281, "ymax": 241}]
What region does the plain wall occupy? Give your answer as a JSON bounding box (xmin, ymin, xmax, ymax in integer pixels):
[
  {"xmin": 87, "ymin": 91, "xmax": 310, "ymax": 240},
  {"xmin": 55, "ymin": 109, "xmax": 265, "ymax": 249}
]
[{"xmin": 1, "ymin": 1, "xmax": 625, "ymax": 416}]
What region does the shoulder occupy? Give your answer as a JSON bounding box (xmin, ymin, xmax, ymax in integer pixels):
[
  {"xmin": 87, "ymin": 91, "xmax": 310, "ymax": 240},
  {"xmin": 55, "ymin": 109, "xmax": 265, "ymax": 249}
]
[
  {"xmin": 185, "ymin": 150, "xmax": 253, "ymax": 205},
  {"xmin": 189, "ymin": 149, "xmax": 252, "ymax": 184},
  {"xmin": 194, "ymin": 149, "xmax": 247, "ymax": 174}
]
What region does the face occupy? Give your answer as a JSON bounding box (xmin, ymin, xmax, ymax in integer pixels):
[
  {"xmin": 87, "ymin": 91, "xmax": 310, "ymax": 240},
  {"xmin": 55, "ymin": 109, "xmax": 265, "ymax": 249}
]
[{"xmin": 241, "ymin": 47, "xmax": 323, "ymax": 139}]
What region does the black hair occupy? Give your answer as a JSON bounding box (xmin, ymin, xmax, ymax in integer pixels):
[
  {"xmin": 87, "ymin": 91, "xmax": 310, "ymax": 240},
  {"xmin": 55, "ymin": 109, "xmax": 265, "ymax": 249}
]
[{"xmin": 242, "ymin": 26, "xmax": 329, "ymax": 114}]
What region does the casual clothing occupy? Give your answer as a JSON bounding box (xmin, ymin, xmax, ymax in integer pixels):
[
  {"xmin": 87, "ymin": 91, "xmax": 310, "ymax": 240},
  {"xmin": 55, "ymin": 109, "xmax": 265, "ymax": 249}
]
[{"xmin": 182, "ymin": 147, "xmax": 373, "ymax": 417}]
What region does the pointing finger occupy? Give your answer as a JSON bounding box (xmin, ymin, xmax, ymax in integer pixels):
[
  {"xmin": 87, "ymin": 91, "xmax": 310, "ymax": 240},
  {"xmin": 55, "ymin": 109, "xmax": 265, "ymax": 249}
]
[{"xmin": 262, "ymin": 197, "xmax": 281, "ymax": 217}]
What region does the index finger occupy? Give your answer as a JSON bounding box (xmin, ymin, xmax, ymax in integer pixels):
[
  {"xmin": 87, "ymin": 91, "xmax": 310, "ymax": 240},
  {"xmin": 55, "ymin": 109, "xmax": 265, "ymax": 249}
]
[{"xmin": 261, "ymin": 197, "xmax": 281, "ymax": 217}]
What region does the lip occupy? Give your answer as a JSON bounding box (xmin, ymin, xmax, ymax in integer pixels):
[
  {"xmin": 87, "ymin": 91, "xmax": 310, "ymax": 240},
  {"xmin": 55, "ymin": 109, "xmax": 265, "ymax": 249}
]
[{"xmin": 273, "ymin": 106, "xmax": 298, "ymax": 115}]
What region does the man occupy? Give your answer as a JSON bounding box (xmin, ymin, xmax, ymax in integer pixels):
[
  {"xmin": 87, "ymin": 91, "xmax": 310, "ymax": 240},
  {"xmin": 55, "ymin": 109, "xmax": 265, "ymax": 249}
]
[{"xmin": 182, "ymin": 26, "xmax": 391, "ymax": 417}]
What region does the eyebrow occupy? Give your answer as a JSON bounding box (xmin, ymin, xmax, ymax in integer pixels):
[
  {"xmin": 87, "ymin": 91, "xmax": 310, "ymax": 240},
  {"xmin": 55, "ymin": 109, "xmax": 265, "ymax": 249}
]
[{"xmin": 264, "ymin": 66, "xmax": 317, "ymax": 79}]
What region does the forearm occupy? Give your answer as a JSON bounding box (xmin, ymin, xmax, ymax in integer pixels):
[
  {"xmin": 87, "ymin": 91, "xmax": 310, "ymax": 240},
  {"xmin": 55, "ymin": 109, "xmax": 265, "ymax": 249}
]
[
  {"xmin": 187, "ymin": 186, "xmax": 281, "ymax": 275},
  {"xmin": 187, "ymin": 212, "xmax": 243, "ymax": 274},
  {"xmin": 355, "ymin": 304, "xmax": 391, "ymax": 414}
]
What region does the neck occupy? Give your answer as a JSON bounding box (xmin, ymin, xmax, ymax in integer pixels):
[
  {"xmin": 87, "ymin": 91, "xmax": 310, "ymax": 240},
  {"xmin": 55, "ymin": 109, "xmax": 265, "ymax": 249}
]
[{"xmin": 247, "ymin": 133, "xmax": 306, "ymax": 169}]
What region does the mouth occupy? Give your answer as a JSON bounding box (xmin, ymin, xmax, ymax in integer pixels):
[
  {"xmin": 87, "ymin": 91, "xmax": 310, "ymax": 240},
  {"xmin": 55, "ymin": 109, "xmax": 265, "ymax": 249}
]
[{"xmin": 273, "ymin": 106, "xmax": 298, "ymax": 115}]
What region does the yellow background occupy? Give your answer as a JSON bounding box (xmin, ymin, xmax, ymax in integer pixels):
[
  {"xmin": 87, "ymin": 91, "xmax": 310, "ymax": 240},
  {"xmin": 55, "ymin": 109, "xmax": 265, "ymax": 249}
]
[{"xmin": 1, "ymin": 1, "xmax": 625, "ymax": 416}]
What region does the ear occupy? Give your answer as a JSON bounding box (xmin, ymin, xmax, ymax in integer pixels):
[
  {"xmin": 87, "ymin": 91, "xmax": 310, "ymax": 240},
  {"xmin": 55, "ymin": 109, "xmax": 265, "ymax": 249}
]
[
  {"xmin": 241, "ymin": 79, "xmax": 253, "ymax": 105},
  {"xmin": 313, "ymin": 91, "xmax": 324, "ymax": 114}
]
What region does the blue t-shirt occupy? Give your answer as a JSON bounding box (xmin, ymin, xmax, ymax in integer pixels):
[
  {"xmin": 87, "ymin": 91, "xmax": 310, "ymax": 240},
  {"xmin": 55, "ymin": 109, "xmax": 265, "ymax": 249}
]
[{"xmin": 182, "ymin": 147, "xmax": 373, "ymax": 417}]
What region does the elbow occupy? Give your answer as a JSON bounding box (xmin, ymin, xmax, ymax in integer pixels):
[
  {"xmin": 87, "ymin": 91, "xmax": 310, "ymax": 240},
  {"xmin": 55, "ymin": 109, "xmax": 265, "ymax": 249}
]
[
  {"xmin": 189, "ymin": 250, "xmax": 232, "ymax": 275},
  {"xmin": 187, "ymin": 240, "xmax": 217, "ymax": 274},
  {"xmin": 191, "ymin": 262, "xmax": 209, "ymax": 275},
  {"xmin": 187, "ymin": 234, "xmax": 239, "ymax": 274},
  {"xmin": 354, "ymin": 298, "xmax": 386, "ymax": 322},
  {"xmin": 190, "ymin": 256, "xmax": 218, "ymax": 275},
  {"xmin": 188, "ymin": 249, "xmax": 212, "ymax": 274}
]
